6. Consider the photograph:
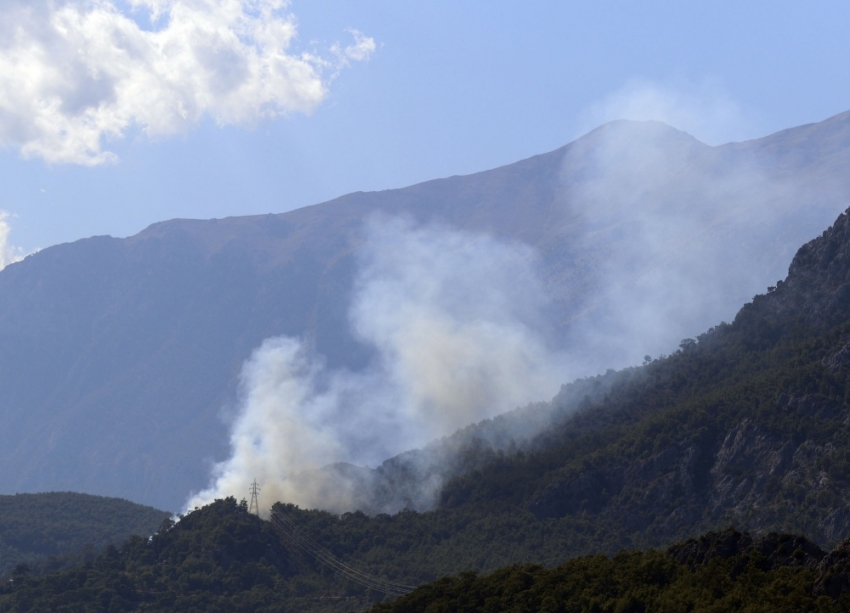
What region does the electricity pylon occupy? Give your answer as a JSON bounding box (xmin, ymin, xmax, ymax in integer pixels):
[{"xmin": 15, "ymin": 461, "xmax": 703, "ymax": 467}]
[{"xmin": 248, "ymin": 479, "xmax": 261, "ymax": 516}]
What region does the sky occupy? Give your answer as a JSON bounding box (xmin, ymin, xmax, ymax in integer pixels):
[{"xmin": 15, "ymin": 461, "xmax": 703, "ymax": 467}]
[{"xmin": 1, "ymin": 0, "xmax": 850, "ymax": 254}]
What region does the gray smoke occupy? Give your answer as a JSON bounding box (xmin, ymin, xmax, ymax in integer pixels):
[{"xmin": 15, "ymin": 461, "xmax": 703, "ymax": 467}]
[
  {"xmin": 188, "ymin": 110, "xmax": 850, "ymax": 516},
  {"xmin": 186, "ymin": 216, "xmax": 569, "ymax": 515}
]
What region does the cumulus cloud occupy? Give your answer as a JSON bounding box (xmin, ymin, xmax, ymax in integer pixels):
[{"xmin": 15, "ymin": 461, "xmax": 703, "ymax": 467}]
[
  {"xmin": 0, "ymin": 210, "xmax": 24, "ymax": 270},
  {"xmin": 0, "ymin": 0, "xmax": 374, "ymax": 164},
  {"xmin": 578, "ymin": 78, "xmax": 754, "ymax": 145},
  {"xmin": 186, "ymin": 216, "xmax": 568, "ymax": 515}
]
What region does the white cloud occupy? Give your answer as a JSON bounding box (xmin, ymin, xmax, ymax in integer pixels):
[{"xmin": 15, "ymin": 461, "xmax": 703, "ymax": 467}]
[
  {"xmin": 579, "ymin": 78, "xmax": 754, "ymax": 145},
  {"xmin": 0, "ymin": 211, "xmax": 24, "ymax": 270},
  {"xmin": 0, "ymin": 0, "xmax": 374, "ymax": 165},
  {"xmin": 331, "ymin": 28, "xmax": 375, "ymax": 65}
]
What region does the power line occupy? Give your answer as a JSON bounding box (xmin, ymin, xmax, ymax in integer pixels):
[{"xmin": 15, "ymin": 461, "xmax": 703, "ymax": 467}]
[
  {"xmin": 270, "ymin": 508, "xmax": 417, "ymax": 596},
  {"xmin": 271, "ymin": 513, "xmax": 413, "ymax": 595}
]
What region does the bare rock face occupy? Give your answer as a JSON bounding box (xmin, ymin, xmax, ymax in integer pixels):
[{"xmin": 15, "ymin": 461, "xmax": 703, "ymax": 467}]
[
  {"xmin": 524, "ymin": 392, "xmax": 850, "ymax": 547},
  {"xmin": 708, "ymin": 419, "xmax": 793, "ymax": 514},
  {"xmin": 815, "ymin": 538, "xmax": 850, "ymax": 598},
  {"xmin": 668, "ymin": 529, "xmax": 850, "ymax": 600}
]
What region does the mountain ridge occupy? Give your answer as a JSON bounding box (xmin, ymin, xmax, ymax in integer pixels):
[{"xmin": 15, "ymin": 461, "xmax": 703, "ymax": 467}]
[
  {"xmin": 6, "ymin": 194, "xmax": 850, "ymax": 611},
  {"xmin": 3, "ymin": 113, "xmax": 850, "ymax": 509}
]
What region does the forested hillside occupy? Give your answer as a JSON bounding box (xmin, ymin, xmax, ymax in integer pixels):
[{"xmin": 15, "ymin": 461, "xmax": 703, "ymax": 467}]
[
  {"xmin": 369, "ymin": 529, "xmax": 850, "ymax": 613},
  {"xmin": 0, "ymin": 493, "xmax": 169, "ymax": 576},
  {"xmin": 0, "ymin": 499, "xmax": 368, "ymax": 613},
  {"xmin": 5, "ymin": 501, "xmax": 850, "ymax": 613},
  {"xmin": 6, "ymin": 206, "xmax": 850, "ymax": 611}
]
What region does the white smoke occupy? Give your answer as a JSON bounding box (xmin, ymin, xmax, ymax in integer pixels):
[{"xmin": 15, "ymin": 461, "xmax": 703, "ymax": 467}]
[
  {"xmin": 186, "ymin": 216, "xmax": 568, "ymax": 515},
  {"xmin": 0, "ymin": 0, "xmax": 374, "ymax": 165},
  {"xmin": 187, "ymin": 90, "xmax": 850, "ymax": 517},
  {"xmin": 0, "ymin": 211, "xmax": 24, "ymax": 270},
  {"xmin": 557, "ymin": 115, "xmax": 845, "ymax": 373},
  {"xmin": 578, "ymin": 78, "xmax": 754, "ymax": 145}
]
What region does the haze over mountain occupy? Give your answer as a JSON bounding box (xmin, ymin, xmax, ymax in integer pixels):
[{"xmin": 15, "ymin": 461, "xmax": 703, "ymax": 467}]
[
  {"xmin": 10, "ymin": 202, "xmax": 850, "ymax": 611},
  {"xmin": 1, "ymin": 111, "xmax": 850, "ymax": 510}
]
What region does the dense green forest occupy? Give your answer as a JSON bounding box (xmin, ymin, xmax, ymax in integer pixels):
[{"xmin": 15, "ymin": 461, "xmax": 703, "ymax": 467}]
[
  {"xmin": 5, "ymin": 210, "xmax": 850, "ymax": 611},
  {"xmin": 3, "ymin": 499, "xmax": 850, "ymax": 613},
  {"xmin": 0, "ymin": 499, "xmax": 371, "ymax": 613},
  {"xmin": 0, "ymin": 493, "xmax": 169, "ymax": 577},
  {"xmin": 370, "ymin": 529, "xmax": 850, "ymax": 613}
]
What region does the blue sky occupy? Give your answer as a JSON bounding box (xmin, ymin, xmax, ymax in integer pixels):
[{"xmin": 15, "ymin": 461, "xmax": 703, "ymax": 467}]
[{"xmin": 1, "ymin": 0, "xmax": 849, "ymax": 254}]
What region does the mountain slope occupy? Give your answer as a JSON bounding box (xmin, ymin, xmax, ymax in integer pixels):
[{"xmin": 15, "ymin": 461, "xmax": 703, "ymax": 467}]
[
  {"xmin": 8, "ymin": 205, "xmax": 850, "ymax": 611},
  {"xmin": 370, "ymin": 529, "xmax": 850, "ymax": 613},
  {"xmin": 2, "ymin": 113, "xmax": 850, "ymax": 509},
  {"xmin": 0, "ymin": 493, "xmax": 169, "ymax": 576},
  {"xmin": 261, "ymin": 206, "xmax": 850, "ymax": 581}
]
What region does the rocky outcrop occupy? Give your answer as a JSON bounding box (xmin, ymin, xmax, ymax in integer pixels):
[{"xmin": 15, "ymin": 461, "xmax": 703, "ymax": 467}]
[
  {"xmin": 756, "ymin": 208, "xmax": 850, "ymax": 330},
  {"xmin": 815, "ymin": 538, "xmax": 850, "ymax": 598},
  {"xmin": 525, "ymin": 394, "xmax": 850, "ymax": 546},
  {"xmin": 667, "ymin": 529, "xmax": 850, "ymax": 600},
  {"xmin": 668, "ymin": 528, "xmax": 825, "ymax": 571}
]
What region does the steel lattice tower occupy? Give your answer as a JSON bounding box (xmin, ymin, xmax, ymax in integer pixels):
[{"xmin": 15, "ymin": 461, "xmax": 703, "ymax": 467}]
[{"xmin": 248, "ymin": 479, "xmax": 261, "ymax": 516}]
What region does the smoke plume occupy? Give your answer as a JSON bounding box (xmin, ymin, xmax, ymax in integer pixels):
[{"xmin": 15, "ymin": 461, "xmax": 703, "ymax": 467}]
[
  {"xmin": 187, "ymin": 98, "xmax": 850, "ymax": 517},
  {"xmin": 556, "ymin": 117, "xmax": 846, "ymax": 373},
  {"xmin": 578, "ymin": 78, "xmax": 754, "ymax": 145},
  {"xmin": 0, "ymin": 211, "xmax": 24, "ymax": 271},
  {"xmin": 186, "ymin": 216, "xmax": 568, "ymax": 515}
]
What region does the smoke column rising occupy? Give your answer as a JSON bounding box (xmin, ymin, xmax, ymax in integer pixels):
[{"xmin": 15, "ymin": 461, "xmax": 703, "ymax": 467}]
[
  {"xmin": 0, "ymin": 211, "xmax": 24, "ymax": 271},
  {"xmin": 187, "ymin": 98, "xmax": 850, "ymax": 516},
  {"xmin": 186, "ymin": 216, "xmax": 568, "ymax": 515}
]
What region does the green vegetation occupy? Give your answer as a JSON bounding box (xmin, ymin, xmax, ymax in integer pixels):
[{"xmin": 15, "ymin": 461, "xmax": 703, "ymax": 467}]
[
  {"xmin": 5, "ymin": 500, "xmax": 850, "ymax": 613},
  {"xmin": 265, "ymin": 316, "xmax": 850, "ymax": 587},
  {"xmin": 0, "ymin": 492, "xmax": 169, "ymax": 576},
  {"xmin": 0, "ymin": 498, "xmax": 378, "ymax": 613},
  {"xmin": 370, "ymin": 535, "xmax": 850, "ymax": 613}
]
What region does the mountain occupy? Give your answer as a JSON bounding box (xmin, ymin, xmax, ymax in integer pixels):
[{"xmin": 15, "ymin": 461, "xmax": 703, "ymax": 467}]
[
  {"xmin": 0, "ymin": 492, "xmax": 169, "ymax": 576},
  {"xmin": 6, "ymin": 196, "xmax": 850, "ymax": 611},
  {"xmin": 2, "ymin": 112, "xmax": 850, "ymax": 509},
  {"xmin": 250, "ymin": 204, "xmax": 850, "ymax": 594}
]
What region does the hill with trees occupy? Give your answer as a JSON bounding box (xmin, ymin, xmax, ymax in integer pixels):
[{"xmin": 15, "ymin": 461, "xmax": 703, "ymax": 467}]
[
  {"xmin": 4, "ymin": 501, "xmax": 850, "ymax": 613},
  {"xmin": 370, "ymin": 529, "xmax": 850, "ymax": 613},
  {"xmin": 0, "ymin": 493, "xmax": 169, "ymax": 576}
]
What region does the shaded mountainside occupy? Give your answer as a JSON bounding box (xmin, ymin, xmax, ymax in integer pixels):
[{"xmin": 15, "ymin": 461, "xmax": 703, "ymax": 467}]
[
  {"xmin": 370, "ymin": 529, "xmax": 850, "ymax": 613},
  {"xmin": 252, "ymin": 206, "xmax": 850, "ymax": 587},
  {"xmin": 2, "ymin": 113, "xmax": 850, "ymax": 509},
  {"xmin": 309, "ymin": 206, "xmax": 850, "ymax": 519},
  {"xmin": 0, "ymin": 493, "xmax": 169, "ymax": 576}
]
